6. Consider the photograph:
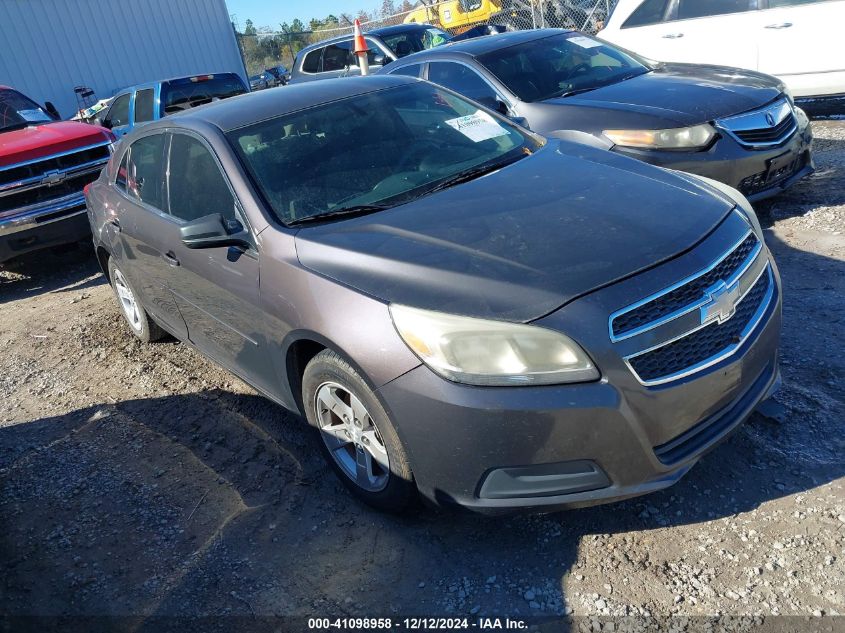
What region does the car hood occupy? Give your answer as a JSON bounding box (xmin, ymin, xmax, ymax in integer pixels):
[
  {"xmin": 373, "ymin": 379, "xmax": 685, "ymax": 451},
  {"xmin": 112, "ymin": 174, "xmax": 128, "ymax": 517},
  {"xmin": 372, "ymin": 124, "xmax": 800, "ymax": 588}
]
[
  {"xmin": 555, "ymin": 64, "xmax": 784, "ymax": 126},
  {"xmin": 294, "ymin": 142, "xmax": 735, "ymax": 322},
  {"xmin": 0, "ymin": 121, "xmax": 112, "ymax": 168}
]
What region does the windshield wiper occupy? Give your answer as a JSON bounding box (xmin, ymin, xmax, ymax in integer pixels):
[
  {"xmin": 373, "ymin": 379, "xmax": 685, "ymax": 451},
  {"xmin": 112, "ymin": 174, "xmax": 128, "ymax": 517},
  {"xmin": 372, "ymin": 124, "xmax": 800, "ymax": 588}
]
[
  {"xmin": 424, "ymin": 154, "xmax": 526, "ymax": 196},
  {"xmin": 287, "ymin": 204, "xmax": 391, "ymax": 226},
  {"xmin": 555, "ymin": 86, "xmax": 600, "ymax": 99}
]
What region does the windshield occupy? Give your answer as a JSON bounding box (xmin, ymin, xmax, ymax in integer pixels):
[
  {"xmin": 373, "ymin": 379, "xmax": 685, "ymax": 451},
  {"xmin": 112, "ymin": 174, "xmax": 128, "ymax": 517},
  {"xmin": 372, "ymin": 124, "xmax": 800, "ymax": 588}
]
[
  {"xmin": 162, "ymin": 74, "xmax": 247, "ymax": 114},
  {"xmin": 381, "ymin": 28, "xmax": 452, "ymax": 57},
  {"xmin": 479, "ymin": 33, "xmax": 650, "ymax": 103},
  {"xmin": 228, "ymin": 82, "xmax": 538, "ymax": 225},
  {"xmin": 0, "ymin": 89, "xmax": 53, "ymax": 132}
]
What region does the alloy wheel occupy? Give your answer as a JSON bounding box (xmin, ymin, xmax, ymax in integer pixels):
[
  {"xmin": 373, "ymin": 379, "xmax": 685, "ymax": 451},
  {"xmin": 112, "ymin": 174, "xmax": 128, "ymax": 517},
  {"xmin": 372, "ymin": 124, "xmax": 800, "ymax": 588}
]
[
  {"xmin": 113, "ymin": 269, "xmax": 142, "ymax": 333},
  {"xmin": 315, "ymin": 381, "xmax": 390, "ymax": 492}
]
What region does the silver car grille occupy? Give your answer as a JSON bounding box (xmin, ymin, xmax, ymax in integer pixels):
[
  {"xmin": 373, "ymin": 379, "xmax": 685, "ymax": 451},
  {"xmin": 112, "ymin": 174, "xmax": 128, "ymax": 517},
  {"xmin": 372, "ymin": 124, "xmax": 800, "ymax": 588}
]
[
  {"xmin": 717, "ymin": 98, "xmax": 797, "ymax": 149},
  {"xmin": 610, "ymin": 226, "xmax": 775, "ymax": 386}
]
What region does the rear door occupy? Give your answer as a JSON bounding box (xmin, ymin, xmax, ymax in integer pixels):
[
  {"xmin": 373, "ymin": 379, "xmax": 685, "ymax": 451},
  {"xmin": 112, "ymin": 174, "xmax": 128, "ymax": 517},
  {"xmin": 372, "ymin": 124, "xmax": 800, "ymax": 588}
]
[
  {"xmin": 111, "ymin": 132, "xmax": 187, "ymax": 338},
  {"xmin": 756, "ymin": 0, "xmax": 845, "ymax": 96},
  {"xmin": 606, "ymin": 0, "xmax": 759, "ymax": 71},
  {"xmin": 163, "ymin": 131, "xmax": 276, "ymax": 392},
  {"xmin": 131, "ymin": 88, "xmax": 156, "ymax": 128}
]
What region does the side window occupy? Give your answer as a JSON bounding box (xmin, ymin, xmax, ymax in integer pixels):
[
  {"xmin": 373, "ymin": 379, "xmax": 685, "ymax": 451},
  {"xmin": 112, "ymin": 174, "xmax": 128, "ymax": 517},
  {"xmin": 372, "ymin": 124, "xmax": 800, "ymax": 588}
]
[
  {"xmin": 134, "ymin": 89, "xmax": 155, "ymax": 123},
  {"xmin": 104, "ymin": 93, "xmax": 130, "ymax": 128},
  {"xmin": 622, "ymin": 0, "xmax": 670, "ymax": 27},
  {"xmin": 125, "ymin": 134, "xmax": 165, "ymax": 209},
  {"xmin": 390, "ymin": 63, "xmax": 423, "ymax": 78},
  {"xmin": 322, "ymin": 41, "xmax": 353, "ymax": 72},
  {"xmin": 428, "ymin": 62, "xmax": 497, "ymax": 103},
  {"xmin": 365, "ymin": 39, "xmax": 386, "ymax": 66},
  {"xmin": 115, "ymin": 149, "xmax": 129, "ymax": 190},
  {"xmin": 167, "ymin": 134, "xmax": 235, "ymax": 223},
  {"xmin": 302, "ymin": 48, "xmax": 323, "ymax": 73},
  {"xmin": 676, "ymin": 0, "xmax": 752, "ymax": 19}
]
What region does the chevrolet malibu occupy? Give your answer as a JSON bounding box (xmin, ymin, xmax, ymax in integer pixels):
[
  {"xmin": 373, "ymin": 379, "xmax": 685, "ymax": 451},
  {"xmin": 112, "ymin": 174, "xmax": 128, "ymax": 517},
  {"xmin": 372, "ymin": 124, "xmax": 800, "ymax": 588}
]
[{"xmin": 85, "ymin": 76, "xmax": 782, "ymax": 513}]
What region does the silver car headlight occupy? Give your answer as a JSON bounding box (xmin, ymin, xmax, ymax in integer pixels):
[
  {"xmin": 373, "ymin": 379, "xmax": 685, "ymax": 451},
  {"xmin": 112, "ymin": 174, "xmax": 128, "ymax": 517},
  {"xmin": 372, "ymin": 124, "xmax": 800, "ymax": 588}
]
[
  {"xmin": 389, "ymin": 305, "xmax": 600, "ymax": 386},
  {"xmin": 603, "ymin": 123, "xmax": 716, "ymax": 150}
]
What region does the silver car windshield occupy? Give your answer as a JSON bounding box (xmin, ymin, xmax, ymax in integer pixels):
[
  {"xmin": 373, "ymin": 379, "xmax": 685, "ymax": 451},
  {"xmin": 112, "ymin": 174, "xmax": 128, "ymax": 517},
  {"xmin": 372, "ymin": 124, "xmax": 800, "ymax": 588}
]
[{"xmin": 227, "ymin": 83, "xmax": 537, "ymax": 225}]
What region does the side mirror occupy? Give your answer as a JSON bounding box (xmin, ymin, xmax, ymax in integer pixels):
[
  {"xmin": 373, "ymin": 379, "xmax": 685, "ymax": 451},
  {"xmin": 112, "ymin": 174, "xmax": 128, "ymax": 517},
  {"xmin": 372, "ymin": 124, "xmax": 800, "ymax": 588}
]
[
  {"xmin": 478, "ymin": 95, "xmax": 510, "ymax": 116},
  {"xmin": 180, "ymin": 213, "xmax": 251, "ymax": 250},
  {"xmin": 98, "ymin": 117, "xmax": 112, "ymax": 129},
  {"xmin": 374, "ymin": 54, "xmax": 389, "ymax": 66},
  {"xmin": 44, "ymin": 101, "xmax": 61, "ymax": 120}
]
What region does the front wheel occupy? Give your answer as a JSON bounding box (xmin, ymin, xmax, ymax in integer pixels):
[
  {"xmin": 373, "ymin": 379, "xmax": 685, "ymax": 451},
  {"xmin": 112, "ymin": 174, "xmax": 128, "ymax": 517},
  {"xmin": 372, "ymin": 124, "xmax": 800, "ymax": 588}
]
[{"xmin": 302, "ymin": 349, "xmax": 416, "ymax": 512}]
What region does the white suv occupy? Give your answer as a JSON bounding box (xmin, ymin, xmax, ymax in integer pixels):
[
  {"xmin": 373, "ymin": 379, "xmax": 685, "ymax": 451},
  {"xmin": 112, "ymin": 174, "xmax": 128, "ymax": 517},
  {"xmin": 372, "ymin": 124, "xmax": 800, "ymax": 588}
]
[{"xmin": 599, "ymin": 0, "xmax": 844, "ymax": 103}]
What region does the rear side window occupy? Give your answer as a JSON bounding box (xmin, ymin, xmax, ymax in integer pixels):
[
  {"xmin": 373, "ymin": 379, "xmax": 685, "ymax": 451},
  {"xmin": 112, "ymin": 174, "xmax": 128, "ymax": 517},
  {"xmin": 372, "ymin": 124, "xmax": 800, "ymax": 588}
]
[
  {"xmin": 104, "ymin": 93, "xmax": 130, "ymax": 128},
  {"xmin": 161, "ymin": 74, "xmax": 246, "ymax": 115},
  {"xmin": 622, "ymin": 0, "xmax": 670, "ymax": 27},
  {"xmin": 302, "ymin": 48, "xmax": 322, "ymax": 73},
  {"xmin": 322, "ymin": 41, "xmax": 353, "ymax": 72},
  {"xmin": 676, "ymin": 0, "xmax": 753, "ymax": 19},
  {"xmin": 125, "ymin": 134, "xmax": 165, "ymax": 209},
  {"xmin": 134, "ymin": 89, "xmax": 155, "ymax": 123},
  {"xmin": 390, "ymin": 63, "xmax": 423, "ymax": 78},
  {"xmin": 428, "ymin": 62, "xmax": 497, "ymax": 103},
  {"xmin": 167, "ymin": 134, "xmax": 235, "ymax": 223}
]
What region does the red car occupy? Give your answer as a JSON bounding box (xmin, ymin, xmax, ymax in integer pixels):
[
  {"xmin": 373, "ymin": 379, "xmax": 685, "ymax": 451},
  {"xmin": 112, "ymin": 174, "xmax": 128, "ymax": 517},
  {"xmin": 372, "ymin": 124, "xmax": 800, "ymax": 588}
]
[{"xmin": 1, "ymin": 86, "xmax": 115, "ymax": 263}]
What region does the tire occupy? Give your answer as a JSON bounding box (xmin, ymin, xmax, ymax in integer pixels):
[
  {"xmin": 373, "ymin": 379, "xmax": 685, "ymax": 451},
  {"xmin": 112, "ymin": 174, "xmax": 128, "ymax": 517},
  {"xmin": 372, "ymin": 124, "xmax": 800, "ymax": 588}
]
[
  {"xmin": 302, "ymin": 349, "xmax": 416, "ymax": 512},
  {"xmin": 107, "ymin": 258, "xmax": 166, "ymax": 343}
]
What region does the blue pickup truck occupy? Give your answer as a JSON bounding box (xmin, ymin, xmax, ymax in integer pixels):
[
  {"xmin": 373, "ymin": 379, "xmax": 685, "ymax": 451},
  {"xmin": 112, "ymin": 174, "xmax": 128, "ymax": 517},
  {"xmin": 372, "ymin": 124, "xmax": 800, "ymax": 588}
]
[{"xmin": 97, "ymin": 73, "xmax": 248, "ymax": 137}]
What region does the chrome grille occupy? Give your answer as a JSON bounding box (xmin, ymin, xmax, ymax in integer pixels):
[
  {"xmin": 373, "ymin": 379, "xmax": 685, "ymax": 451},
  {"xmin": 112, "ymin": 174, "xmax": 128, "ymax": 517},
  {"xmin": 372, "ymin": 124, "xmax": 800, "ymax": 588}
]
[
  {"xmin": 610, "ymin": 220, "xmax": 776, "ymax": 387},
  {"xmin": 611, "ymin": 233, "xmax": 759, "ymax": 341},
  {"xmin": 0, "ymin": 142, "xmax": 110, "ymax": 217},
  {"xmin": 717, "ymin": 98, "xmax": 797, "ymax": 149},
  {"xmin": 627, "ymin": 267, "xmax": 773, "ymax": 384}
]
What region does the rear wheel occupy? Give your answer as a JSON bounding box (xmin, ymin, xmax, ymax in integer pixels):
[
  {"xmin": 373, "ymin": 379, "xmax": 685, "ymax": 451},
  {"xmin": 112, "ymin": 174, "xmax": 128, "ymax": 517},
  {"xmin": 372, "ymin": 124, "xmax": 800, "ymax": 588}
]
[
  {"xmin": 302, "ymin": 349, "xmax": 416, "ymax": 512},
  {"xmin": 108, "ymin": 259, "xmax": 166, "ymax": 343}
]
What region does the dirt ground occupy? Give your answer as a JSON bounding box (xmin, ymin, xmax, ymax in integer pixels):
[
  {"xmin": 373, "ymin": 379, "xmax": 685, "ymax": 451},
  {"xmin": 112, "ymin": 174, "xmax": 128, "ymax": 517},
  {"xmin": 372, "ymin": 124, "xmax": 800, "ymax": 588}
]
[{"xmin": 1, "ymin": 122, "xmax": 843, "ymax": 631}]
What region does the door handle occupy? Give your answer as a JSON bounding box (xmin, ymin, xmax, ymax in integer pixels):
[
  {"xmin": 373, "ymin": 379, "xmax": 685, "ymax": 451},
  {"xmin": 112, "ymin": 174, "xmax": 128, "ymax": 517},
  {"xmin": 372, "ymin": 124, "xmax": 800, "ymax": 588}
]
[
  {"xmin": 765, "ymin": 22, "xmax": 792, "ymax": 29},
  {"xmin": 162, "ymin": 252, "xmax": 180, "ymax": 267},
  {"xmin": 662, "ymin": 32, "xmax": 684, "ymax": 38},
  {"xmin": 106, "ymin": 218, "xmax": 121, "ymax": 233}
]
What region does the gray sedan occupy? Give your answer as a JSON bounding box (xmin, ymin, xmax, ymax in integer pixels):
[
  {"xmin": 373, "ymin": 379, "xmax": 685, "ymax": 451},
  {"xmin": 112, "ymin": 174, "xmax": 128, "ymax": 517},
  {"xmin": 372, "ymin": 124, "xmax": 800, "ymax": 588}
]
[
  {"xmin": 85, "ymin": 76, "xmax": 782, "ymax": 513},
  {"xmin": 385, "ymin": 29, "xmax": 814, "ymax": 202}
]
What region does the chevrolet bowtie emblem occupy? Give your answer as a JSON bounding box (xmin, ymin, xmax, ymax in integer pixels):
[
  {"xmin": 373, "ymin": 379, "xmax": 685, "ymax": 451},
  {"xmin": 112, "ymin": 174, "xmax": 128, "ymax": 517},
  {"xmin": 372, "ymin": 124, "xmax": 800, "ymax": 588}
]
[
  {"xmin": 41, "ymin": 170, "xmax": 67, "ymax": 187},
  {"xmin": 700, "ymin": 281, "xmax": 742, "ymax": 326}
]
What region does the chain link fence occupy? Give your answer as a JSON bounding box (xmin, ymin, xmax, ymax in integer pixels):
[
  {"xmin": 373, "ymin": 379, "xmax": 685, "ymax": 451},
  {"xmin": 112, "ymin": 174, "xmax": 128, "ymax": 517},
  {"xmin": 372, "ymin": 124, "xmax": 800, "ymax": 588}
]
[{"xmin": 235, "ymin": 0, "xmax": 616, "ymax": 76}]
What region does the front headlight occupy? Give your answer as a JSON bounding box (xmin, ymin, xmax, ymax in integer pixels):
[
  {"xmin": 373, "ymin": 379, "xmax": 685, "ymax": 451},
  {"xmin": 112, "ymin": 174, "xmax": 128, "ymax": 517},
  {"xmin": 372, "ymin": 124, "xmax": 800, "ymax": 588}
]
[
  {"xmin": 389, "ymin": 305, "xmax": 600, "ymax": 386},
  {"xmin": 603, "ymin": 123, "xmax": 716, "ymax": 150}
]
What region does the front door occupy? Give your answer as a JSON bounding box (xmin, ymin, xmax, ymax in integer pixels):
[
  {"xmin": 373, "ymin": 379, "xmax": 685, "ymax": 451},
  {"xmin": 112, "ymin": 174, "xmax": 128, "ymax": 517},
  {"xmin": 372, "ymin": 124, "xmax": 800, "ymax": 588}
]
[
  {"xmin": 162, "ymin": 131, "xmax": 276, "ymax": 393},
  {"xmin": 112, "ymin": 132, "xmax": 187, "ymax": 339}
]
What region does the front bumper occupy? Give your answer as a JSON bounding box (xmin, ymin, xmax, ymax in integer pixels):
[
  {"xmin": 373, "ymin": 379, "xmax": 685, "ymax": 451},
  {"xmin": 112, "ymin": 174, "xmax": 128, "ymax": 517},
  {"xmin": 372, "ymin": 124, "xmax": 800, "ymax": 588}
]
[
  {"xmin": 0, "ymin": 194, "xmax": 90, "ymax": 263},
  {"xmin": 611, "ymin": 111, "xmax": 814, "ymax": 203},
  {"xmin": 378, "ymin": 217, "xmax": 782, "ymax": 513}
]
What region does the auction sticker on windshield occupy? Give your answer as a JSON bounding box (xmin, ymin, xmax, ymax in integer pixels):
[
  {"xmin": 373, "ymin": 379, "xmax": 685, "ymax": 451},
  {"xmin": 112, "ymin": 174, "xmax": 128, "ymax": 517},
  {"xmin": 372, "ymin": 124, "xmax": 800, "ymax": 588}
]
[
  {"xmin": 445, "ymin": 110, "xmax": 509, "ymax": 143},
  {"xmin": 568, "ymin": 35, "xmax": 602, "ymax": 48}
]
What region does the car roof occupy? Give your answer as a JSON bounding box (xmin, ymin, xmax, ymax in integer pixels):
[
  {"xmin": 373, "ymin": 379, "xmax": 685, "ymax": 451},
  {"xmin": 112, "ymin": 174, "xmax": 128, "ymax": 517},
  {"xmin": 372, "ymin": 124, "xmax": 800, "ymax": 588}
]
[
  {"xmin": 399, "ymin": 28, "xmax": 570, "ymax": 60},
  {"xmin": 297, "ymin": 22, "xmax": 442, "ymax": 55},
  {"xmin": 368, "ymin": 23, "xmax": 441, "ymax": 36},
  {"xmin": 116, "ymin": 72, "xmax": 244, "ymax": 96},
  {"xmin": 157, "ymin": 75, "xmax": 418, "ymax": 132}
]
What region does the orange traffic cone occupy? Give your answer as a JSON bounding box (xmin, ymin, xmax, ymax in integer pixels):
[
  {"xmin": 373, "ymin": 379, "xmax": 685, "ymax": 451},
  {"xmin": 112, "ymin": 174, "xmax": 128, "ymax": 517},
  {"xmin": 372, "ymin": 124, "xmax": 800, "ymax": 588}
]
[{"xmin": 353, "ymin": 19, "xmax": 370, "ymax": 76}]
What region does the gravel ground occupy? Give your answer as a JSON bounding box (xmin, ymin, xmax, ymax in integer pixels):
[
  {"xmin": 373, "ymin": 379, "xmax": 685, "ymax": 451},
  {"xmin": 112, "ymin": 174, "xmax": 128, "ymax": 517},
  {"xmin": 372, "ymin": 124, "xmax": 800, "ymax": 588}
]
[{"xmin": 1, "ymin": 122, "xmax": 843, "ymax": 630}]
